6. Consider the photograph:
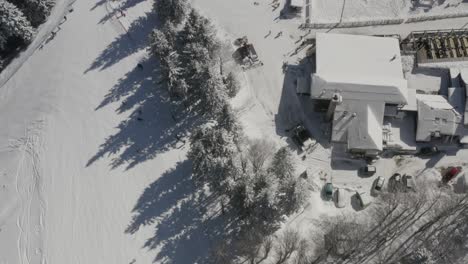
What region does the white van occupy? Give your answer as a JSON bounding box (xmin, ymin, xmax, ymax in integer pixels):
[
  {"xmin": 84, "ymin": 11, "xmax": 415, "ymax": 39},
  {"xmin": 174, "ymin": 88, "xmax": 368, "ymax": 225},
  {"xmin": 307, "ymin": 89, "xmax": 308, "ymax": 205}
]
[
  {"xmin": 335, "ymin": 188, "xmax": 347, "ymax": 208},
  {"xmin": 356, "ymin": 191, "xmax": 372, "ymax": 209}
]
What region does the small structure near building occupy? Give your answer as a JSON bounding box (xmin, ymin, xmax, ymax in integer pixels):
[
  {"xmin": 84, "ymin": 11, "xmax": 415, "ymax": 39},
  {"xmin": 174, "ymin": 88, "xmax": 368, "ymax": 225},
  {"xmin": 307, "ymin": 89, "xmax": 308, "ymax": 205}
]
[
  {"xmin": 404, "ymin": 29, "xmax": 468, "ymax": 65},
  {"xmin": 416, "ymin": 94, "xmax": 468, "ymax": 142}
]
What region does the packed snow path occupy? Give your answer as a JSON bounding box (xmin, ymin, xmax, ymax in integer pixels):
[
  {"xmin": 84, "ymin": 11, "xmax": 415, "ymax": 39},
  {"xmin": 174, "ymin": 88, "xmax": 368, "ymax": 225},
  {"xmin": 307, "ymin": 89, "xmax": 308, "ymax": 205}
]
[{"xmin": 0, "ymin": 0, "xmax": 204, "ymax": 263}]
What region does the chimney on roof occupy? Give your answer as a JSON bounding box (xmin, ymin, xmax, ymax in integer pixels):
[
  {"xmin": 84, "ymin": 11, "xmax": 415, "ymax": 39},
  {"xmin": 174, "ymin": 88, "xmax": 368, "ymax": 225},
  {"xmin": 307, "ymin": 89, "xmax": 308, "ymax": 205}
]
[{"xmin": 325, "ymin": 93, "xmax": 342, "ymax": 122}]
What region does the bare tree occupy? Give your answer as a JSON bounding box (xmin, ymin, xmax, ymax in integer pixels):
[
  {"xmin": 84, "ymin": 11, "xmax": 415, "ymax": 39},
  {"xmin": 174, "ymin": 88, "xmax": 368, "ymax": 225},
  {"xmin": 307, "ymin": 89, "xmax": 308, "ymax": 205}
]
[
  {"xmin": 247, "ymin": 139, "xmax": 275, "ymax": 173},
  {"xmin": 273, "ymin": 229, "xmax": 301, "ymax": 264},
  {"xmin": 294, "ymin": 238, "xmax": 311, "ymax": 264},
  {"xmin": 311, "ymin": 190, "xmax": 468, "ymax": 264}
]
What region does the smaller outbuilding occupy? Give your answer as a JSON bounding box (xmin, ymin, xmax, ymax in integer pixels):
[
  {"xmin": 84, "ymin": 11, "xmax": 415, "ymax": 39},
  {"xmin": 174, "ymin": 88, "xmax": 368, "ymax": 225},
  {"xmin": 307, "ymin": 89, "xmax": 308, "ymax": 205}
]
[{"xmin": 416, "ymin": 94, "xmax": 468, "ymax": 142}]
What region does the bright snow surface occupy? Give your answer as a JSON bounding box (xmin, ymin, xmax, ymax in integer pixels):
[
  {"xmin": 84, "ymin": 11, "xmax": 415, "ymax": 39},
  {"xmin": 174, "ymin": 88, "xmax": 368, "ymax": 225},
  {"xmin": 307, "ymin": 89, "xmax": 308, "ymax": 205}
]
[
  {"xmin": 0, "ymin": 0, "xmax": 194, "ymax": 263},
  {"xmin": 2, "ymin": 0, "xmax": 468, "ymax": 263}
]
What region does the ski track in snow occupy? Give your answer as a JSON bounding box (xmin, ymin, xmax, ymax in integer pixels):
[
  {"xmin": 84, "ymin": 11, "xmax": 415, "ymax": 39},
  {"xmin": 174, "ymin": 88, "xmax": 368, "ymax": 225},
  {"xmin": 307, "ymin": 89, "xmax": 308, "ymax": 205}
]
[{"xmin": 10, "ymin": 121, "xmax": 46, "ymax": 264}]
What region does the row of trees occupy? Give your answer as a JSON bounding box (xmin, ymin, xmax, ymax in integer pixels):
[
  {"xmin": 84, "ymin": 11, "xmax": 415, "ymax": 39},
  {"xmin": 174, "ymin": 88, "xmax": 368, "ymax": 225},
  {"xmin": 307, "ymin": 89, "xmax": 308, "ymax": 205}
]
[
  {"xmin": 150, "ymin": 1, "xmax": 239, "ymax": 116},
  {"xmin": 312, "ymin": 190, "xmax": 468, "ymax": 264},
  {"xmin": 189, "ymin": 114, "xmax": 309, "ymax": 228},
  {"xmin": 151, "ymin": 1, "xmax": 308, "ymax": 262},
  {"xmin": 0, "ymin": 0, "xmax": 54, "ymax": 69},
  {"xmin": 228, "ymin": 190, "xmax": 468, "ymax": 264}
]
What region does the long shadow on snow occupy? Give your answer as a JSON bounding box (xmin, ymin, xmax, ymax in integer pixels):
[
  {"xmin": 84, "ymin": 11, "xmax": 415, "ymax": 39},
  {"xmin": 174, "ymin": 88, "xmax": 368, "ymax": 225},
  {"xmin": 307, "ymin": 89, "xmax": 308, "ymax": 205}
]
[
  {"xmin": 86, "ymin": 56, "xmax": 197, "ymax": 170},
  {"xmin": 84, "ymin": 12, "xmax": 157, "ymax": 73},
  {"xmin": 90, "ymin": 0, "xmax": 106, "ymax": 11},
  {"xmin": 126, "ymin": 160, "xmax": 242, "ymax": 263}
]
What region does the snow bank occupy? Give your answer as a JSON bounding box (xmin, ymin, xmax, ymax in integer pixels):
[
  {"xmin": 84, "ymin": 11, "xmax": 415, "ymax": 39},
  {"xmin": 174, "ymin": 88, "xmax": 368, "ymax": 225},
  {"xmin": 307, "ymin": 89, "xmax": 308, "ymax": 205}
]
[
  {"xmin": 304, "ymin": 18, "xmax": 404, "ymax": 29},
  {"xmin": 305, "ymin": 0, "xmax": 468, "ymax": 29}
]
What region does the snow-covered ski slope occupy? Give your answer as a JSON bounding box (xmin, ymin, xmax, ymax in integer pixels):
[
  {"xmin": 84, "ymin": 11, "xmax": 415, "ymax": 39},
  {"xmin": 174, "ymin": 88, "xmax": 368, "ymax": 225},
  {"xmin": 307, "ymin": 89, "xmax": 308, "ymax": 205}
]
[
  {"xmin": 0, "ymin": 0, "xmax": 208, "ymax": 263},
  {"xmin": 1, "ymin": 0, "xmax": 468, "ymax": 263}
]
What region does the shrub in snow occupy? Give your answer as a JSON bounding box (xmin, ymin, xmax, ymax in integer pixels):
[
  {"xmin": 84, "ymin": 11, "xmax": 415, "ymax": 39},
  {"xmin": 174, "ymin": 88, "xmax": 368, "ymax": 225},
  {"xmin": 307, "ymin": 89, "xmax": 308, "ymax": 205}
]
[
  {"xmin": 225, "ymin": 72, "xmax": 240, "ymax": 98},
  {"xmin": 401, "ymin": 248, "xmax": 435, "ymax": 264},
  {"xmin": 8, "ymin": 0, "xmax": 55, "ymax": 28},
  {"xmin": 0, "ymin": 0, "xmax": 34, "ymax": 50}
]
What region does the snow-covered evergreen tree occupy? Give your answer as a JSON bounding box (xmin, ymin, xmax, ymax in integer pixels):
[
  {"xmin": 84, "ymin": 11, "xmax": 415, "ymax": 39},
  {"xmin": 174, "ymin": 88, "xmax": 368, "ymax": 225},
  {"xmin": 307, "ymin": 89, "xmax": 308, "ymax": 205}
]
[
  {"xmin": 225, "ymin": 72, "xmax": 240, "ymax": 98},
  {"xmin": 0, "ymin": 32, "xmax": 7, "ymax": 50},
  {"xmin": 216, "ymin": 104, "xmax": 241, "ymax": 140},
  {"xmin": 8, "ymin": 0, "xmax": 55, "ymax": 27},
  {"xmin": 270, "ymin": 147, "xmax": 295, "ymax": 181},
  {"xmin": 198, "ymin": 68, "xmax": 227, "ymax": 115},
  {"xmin": 179, "ymin": 43, "xmax": 211, "ymax": 94},
  {"xmin": 0, "ymin": 0, "xmax": 34, "ymax": 48},
  {"xmin": 153, "ymin": 0, "xmax": 188, "ymax": 25},
  {"xmin": 179, "ymin": 9, "xmax": 220, "ymax": 58},
  {"xmin": 148, "ymin": 23, "xmax": 176, "ymax": 60},
  {"xmin": 188, "ymin": 124, "xmax": 238, "ymax": 192},
  {"xmin": 270, "ymin": 147, "xmax": 308, "ymax": 213}
]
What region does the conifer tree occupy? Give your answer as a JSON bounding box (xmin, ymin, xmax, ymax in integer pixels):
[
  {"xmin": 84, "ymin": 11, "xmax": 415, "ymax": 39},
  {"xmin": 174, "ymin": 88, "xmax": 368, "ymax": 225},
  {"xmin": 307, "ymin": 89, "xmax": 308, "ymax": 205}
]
[{"xmin": 0, "ymin": 0, "xmax": 34, "ymax": 49}]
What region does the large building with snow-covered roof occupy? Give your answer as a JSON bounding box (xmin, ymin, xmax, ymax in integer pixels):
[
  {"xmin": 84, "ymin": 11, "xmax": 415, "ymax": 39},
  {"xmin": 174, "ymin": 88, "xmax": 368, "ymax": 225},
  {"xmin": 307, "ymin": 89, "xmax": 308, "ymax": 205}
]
[
  {"xmin": 310, "ymin": 33, "xmax": 409, "ymax": 156},
  {"xmin": 311, "ymin": 33, "xmax": 408, "ymax": 104}
]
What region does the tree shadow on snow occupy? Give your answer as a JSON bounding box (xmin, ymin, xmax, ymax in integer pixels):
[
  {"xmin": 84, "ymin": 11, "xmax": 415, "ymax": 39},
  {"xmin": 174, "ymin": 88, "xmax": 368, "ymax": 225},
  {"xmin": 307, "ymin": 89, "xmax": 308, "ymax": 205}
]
[
  {"xmin": 126, "ymin": 160, "xmax": 243, "ymax": 263},
  {"xmin": 86, "ymin": 56, "xmax": 199, "ymax": 170},
  {"xmin": 84, "ymin": 12, "xmax": 158, "ymax": 73},
  {"xmin": 90, "ymin": 0, "xmax": 106, "ymax": 11},
  {"xmin": 97, "ymin": 0, "xmax": 149, "ymax": 25}
]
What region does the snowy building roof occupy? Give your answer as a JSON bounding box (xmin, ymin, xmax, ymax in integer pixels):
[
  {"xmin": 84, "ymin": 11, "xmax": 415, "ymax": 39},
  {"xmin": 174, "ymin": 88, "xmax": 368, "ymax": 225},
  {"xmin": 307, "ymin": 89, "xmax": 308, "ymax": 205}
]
[
  {"xmin": 311, "ymin": 33, "xmax": 408, "ymax": 105},
  {"xmin": 448, "ymin": 87, "xmax": 465, "ymax": 115},
  {"xmin": 401, "ymin": 88, "xmax": 417, "ymax": 111},
  {"xmin": 332, "ymin": 100, "xmax": 384, "ymax": 153},
  {"xmin": 290, "ymin": 0, "xmax": 303, "ymax": 7},
  {"xmin": 415, "ymin": 94, "xmax": 467, "ymax": 142},
  {"xmin": 311, "ymin": 33, "xmax": 410, "ymax": 155}
]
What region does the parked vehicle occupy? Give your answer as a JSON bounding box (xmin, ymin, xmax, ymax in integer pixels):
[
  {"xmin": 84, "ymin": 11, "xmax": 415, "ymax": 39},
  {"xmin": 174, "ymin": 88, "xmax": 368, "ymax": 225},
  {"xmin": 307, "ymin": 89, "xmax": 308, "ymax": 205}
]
[
  {"xmin": 390, "ymin": 173, "xmax": 403, "ymax": 192},
  {"xmin": 442, "ymin": 166, "xmax": 462, "ymax": 184},
  {"xmin": 374, "ymin": 176, "xmax": 385, "ymax": 191},
  {"xmin": 393, "ymin": 173, "xmax": 402, "ymax": 182},
  {"xmin": 290, "ymin": 124, "xmax": 316, "ymax": 151},
  {"xmin": 356, "ymin": 191, "xmax": 372, "ymax": 209},
  {"xmin": 360, "ymin": 165, "xmax": 376, "ymax": 177},
  {"xmin": 335, "ymin": 188, "xmax": 346, "ymax": 208},
  {"xmin": 403, "ymin": 174, "xmax": 416, "ymax": 191},
  {"xmin": 324, "ymin": 183, "xmax": 334, "ymax": 200},
  {"xmin": 419, "ymin": 146, "xmax": 439, "ymax": 156}
]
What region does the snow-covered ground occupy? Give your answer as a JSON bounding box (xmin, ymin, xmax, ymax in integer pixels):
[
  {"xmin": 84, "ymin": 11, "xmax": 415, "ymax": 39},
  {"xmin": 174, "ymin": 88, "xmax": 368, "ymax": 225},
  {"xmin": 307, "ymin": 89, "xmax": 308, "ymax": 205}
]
[
  {"xmin": 194, "ymin": 0, "xmax": 468, "ymax": 244},
  {"xmin": 0, "ymin": 0, "xmax": 198, "ymax": 263},
  {"xmin": 2, "ymin": 0, "xmax": 468, "ymax": 263}
]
